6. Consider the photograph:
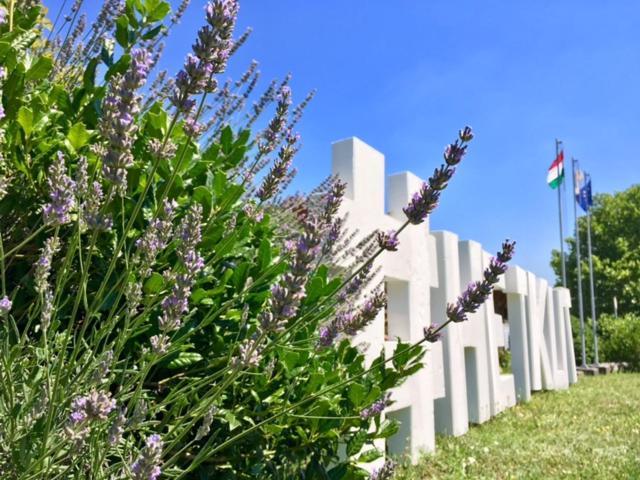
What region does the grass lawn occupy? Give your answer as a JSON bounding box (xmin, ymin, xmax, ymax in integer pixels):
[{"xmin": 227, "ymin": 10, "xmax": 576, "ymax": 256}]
[{"xmin": 396, "ymin": 373, "xmax": 640, "ymax": 479}]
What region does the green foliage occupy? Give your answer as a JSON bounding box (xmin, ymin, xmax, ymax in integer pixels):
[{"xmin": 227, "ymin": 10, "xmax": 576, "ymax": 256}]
[
  {"xmin": 600, "ymin": 314, "xmax": 640, "ymax": 370},
  {"xmin": 0, "ymin": 2, "xmax": 432, "ymax": 478},
  {"xmin": 551, "ymin": 184, "xmax": 640, "ymax": 317}
]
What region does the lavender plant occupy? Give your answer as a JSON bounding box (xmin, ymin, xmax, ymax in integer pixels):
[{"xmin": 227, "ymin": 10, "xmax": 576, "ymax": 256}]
[{"xmin": 0, "ymin": 1, "xmax": 514, "ymax": 479}]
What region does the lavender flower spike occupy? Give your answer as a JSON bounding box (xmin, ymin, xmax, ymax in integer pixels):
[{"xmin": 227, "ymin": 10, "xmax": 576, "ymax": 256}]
[
  {"xmin": 370, "ymin": 460, "xmax": 397, "ymax": 480},
  {"xmin": 360, "ymin": 393, "xmax": 392, "ymax": 420},
  {"xmin": 376, "ymin": 230, "xmax": 399, "ymax": 252},
  {"xmin": 100, "ymin": 48, "xmax": 153, "ymax": 195},
  {"xmin": 403, "ymin": 127, "xmax": 473, "ymax": 225},
  {"xmin": 132, "ymin": 433, "xmax": 163, "ymax": 480},
  {"xmin": 446, "ymin": 239, "xmax": 516, "ymax": 324},
  {"xmin": 43, "ymin": 152, "xmax": 76, "ymax": 225},
  {"xmin": 423, "ymin": 323, "xmax": 442, "ymax": 343}
]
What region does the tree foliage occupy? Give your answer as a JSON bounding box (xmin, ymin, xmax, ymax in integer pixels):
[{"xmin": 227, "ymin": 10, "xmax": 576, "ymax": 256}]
[{"xmin": 551, "ymin": 184, "xmax": 640, "ymax": 317}]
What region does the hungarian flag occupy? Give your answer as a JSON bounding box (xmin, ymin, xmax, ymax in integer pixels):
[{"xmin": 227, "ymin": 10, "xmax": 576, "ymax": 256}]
[{"xmin": 547, "ymin": 151, "xmax": 564, "ymax": 189}]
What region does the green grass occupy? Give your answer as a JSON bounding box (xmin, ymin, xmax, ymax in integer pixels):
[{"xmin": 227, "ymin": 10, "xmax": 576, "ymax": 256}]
[{"xmin": 396, "ymin": 373, "xmax": 640, "ymax": 479}]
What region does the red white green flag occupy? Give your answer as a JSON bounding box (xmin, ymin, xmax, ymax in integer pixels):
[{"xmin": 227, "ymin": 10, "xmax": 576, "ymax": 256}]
[{"xmin": 547, "ymin": 150, "xmax": 564, "ymax": 189}]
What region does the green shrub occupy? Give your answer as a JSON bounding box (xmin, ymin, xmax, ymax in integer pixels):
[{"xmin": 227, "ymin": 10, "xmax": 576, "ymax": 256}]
[
  {"xmin": 600, "ymin": 314, "xmax": 640, "ymax": 370},
  {"xmin": 0, "ymin": 1, "xmax": 512, "ymax": 478}
]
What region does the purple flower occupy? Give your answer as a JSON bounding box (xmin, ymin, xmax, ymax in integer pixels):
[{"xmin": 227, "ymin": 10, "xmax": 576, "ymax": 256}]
[
  {"xmin": 256, "ymin": 131, "xmax": 299, "ymax": 201},
  {"xmin": 360, "ymin": 393, "xmax": 391, "ymax": 420},
  {"xmin": 156, "ymin": 205, "xmax": 204, "ymax": 339},
  {"xmin": 234, "ymin": 336, "xmax": 262, "ymax": 367},
  {"xmin": 446, "ymin": 240, "xmax": 516, "ymax": 324},
  {"xmin": 443, "ymin": 141, "xmax": 467, "ymax": 166},
  {"xmin": 0, "ymin": 296, "xmax": 11, "ymax": 315},
  {"xmin": 135, "ymin": 199, "xmax": 177, "ymax": 277},
  {"xmin": 403, "ymin": 128, "xmax": 474, "ymax": 225},
  {"xmin": 371, "ymin": 460, "xmax": 396, "ymax": 480},
  {"xmin": 423, "ymin": 323, "xmax": 441, "ymax": 343},
  {"xmin": 171, "ymin": 0, "xmax": 239, "ymax": 110},
  {"xmin": 260, "ymin": 220, "xmax": 321, "ymax": 333},
  {"xmin": 257, "ymin": 84, "xmax": 293, "ymax": 156},
  {"xmin": 132, "ymin": 433, "xmax": 163, "ymax": 480},
  {"xmin": 43, "ymin": 152, "xmax": 76, "ymax": 225},
  {"xmin": 70, "ymin": 390, "xmax": 116, "ymax": 422},
  {"xmin": 319, "ymin": 289, "xmax": 387, "ymax": 347},
  {"xmin": 100, "ymin": 48, "xmax": 153, "ymax": 195},
  {"xmin": 459, "ymin": 125, "xmax": 474, "ymax": 142},
  {"xmin": 377, "ymin": 230, "xmax": 399, "ymax": 252},
  {"xmin": 35, "ymin": 237, "xmax": 60, "ymax": 294}
]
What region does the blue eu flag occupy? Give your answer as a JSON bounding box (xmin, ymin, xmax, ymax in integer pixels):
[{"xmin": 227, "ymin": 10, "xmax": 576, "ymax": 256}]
[{"xmin": 576, "ymin": 173, "xmax": 592, "ymax": 212}]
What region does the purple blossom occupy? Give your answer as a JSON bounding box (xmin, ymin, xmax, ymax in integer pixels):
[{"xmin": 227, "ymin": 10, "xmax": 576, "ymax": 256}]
[
  {"xmin": 135, "ymin": 199, "xmax": 177, "ymax": 277},
  {"xmin": 447, "ymin": 240, "xmax": 516, "ymax": 324},
  {"xmin": 360, "ymin": 393, "xmax": 391, "ymax": 420},
  {"xmin": 150, "ymin": 334, "xmax": 170, "ymax": 355},
  {"xmin": 459, "ymin": 125, "xmax": 474, "ymax": 142},
  {"xmin": 132, "ymin": 433, "xmax": 163, "ymax": 480},
  {"xmin": 423, "ymin": 323, "xmax": 441, "ymax": 343},
  {"xmin": 35, "ymin": 237, "xmax": 60, "ymax": 294},
  {"xmin": 108, "ymin": 408, "xmax": 127, "ymax": 446},
  {"xmin": 257, "ymin": 84, "xmax": 292, "ymax": 156},
  {"xmin": 70, "ymin": 390, "xmax": 116, "ymax": 422},
  {"xmin": 403, "ymin": 128, "xmax": 473, "ymax": 225},
  {"xmin": 0, "ymin": 296, "xmax": 11, "ymax": 315},
  {"xmin": 84, "ymin": 181, "xmax": 112, "ymax": 231},
  {"xmin": 100, "ymin": 48, "xmax": 153, "ymax": 195},
  {"xmin": 171, "ymin": 0, "xmax": 239, "ymax": 111},
  {"xmin": 256, "ymin": 131, "xmax": 299, "ymax": 201},
  {"xmin": 377, "ymin": 230, "xmax": 399, "ymax": 252},
  {"xmin": 156, "ymin": 205, "xmax": 204, "ymax": 338},
  {"xmin": 260, "ymin": 220, "xmax": 321, "ymax": 333},
  {"xmin": 43, "ymin": 152, "xmax": 76, "ymax": 225},
  {"xmin": 319, "ymin": 289, "xmax": 387, "ymax": 347},
  {"xmin": 234, "ymin": 336, "xmax": 262, "ymax": 367},
  {"xmin": 370, "ymin": 460, "xmax": 396, "ymax": 480},
  {"xmin": 443, "ymin": 142, "xmax": 467, "ymax": 166}
]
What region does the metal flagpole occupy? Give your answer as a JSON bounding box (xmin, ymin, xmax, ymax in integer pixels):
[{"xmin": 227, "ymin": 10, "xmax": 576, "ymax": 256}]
[
  {"xmin": 586, "ymin": 202, "xmax": 599, "ymax": 365},
  {"xmin": 572, "ymin": 158, "xmax": 587, "ymax": 367},
  {"xmin": 556, "ymin": 139, "xmax": 567, "ymax": 287}
]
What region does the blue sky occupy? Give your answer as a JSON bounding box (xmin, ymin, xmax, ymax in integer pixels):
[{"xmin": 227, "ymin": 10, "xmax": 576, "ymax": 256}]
[{"xmin": 45, "ymin": 0, "xmax": 640, "ymax": 281}]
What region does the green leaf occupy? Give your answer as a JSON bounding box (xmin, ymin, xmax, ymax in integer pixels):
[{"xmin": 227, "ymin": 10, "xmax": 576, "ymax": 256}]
[
  {"xmin": 106, "ymin": 54, "xmax": 131, "ymax": 82},
  {"xmin": 167, "ymin": 352, "xmax": 203, "ymax": 369},
  {"xmin": 346, "ymin": 430, "xmax": 367, "ymax": 457},
  {"xmin": 17, "ymin": 107, "xmax": 33, "ymax": 136},
  {"xmin": 220, "ymin": 126, "xmax": 233, "ymax": 153},
  {"xmin": 115, "ymin": 16, "xmax": 130, "ymax": 48},
  {"xmin": 143, "ymin": 272, "xmax": 164, "ymax": 294},
  {"xmin": 83, "ymin": 58, "xmax": 99, "ymax": 89},
  {"xmin": 193, "ymin": 186, "xmax": 212, "ymax": 217},
  {"xmin": 258, "ymin": 238, "xmax": 272, "ymax": 269},
  {"xmin": 146, "ymin": 1, "xmax": 171, "ymax": 22},
  {"xmin": 348, "ymin": 383, "xmax": 367, "ymax": 406},
  {"xmin": 67, "ymin": 123, "xmax": 91, "ymax": 150},
  {"xmin": 26, "ymin": 56, "xmax": 53, "ymax": 81},
  {"xmin": 356, "ymin": 449, "xmax": 383, "ymax": 463},
  {"xmin": 377, "ymin": 419, "xmax": 399, "ymax": 438}
]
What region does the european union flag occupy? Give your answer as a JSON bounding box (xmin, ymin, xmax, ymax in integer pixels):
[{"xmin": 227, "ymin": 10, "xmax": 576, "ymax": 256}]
[{"xmin": 576, "ymin": 173, "xmax": 592, "ymax": 212}]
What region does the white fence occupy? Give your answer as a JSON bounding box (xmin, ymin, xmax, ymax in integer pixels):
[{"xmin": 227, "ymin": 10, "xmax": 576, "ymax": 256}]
[{"xmin": 331, "ymin": 137, "xmax": 578, "ymax": 463}]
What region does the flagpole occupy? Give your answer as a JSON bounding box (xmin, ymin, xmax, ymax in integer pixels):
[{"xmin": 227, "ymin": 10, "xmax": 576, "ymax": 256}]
[
  {"xmin": 572, "ymin": 158, "xmax": 587, "ymax": 367},
  {"xmin": 556, "ymin": 139, "xmax": 567, "ymax": 287},
  {"xmin": 586, "ymin": 200, "xmax": 599, "ymax": 365}
]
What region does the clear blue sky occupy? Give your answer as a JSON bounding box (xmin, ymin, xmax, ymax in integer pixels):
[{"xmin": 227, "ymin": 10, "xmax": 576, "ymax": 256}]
[{"xmin": 45, "ymin": 0, "xmax": 640, "ymax": 281}]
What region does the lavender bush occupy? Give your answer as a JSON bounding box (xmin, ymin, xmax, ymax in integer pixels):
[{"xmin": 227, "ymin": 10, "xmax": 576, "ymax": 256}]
[{"xmin": 0, "ymin": 1, "xmax": 514, "ymax": 478}]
